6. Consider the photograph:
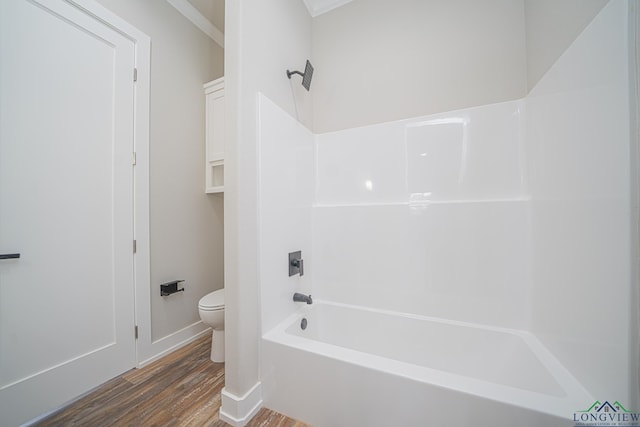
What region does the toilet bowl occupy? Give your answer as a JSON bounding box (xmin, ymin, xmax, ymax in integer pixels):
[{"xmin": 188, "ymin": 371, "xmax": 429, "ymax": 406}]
[{"xmin": 198, "ymin": 289, "xmax": 225, "ymax": 362}]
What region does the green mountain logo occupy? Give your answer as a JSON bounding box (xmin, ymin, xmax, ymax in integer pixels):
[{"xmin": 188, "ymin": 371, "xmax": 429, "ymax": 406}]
[
  {"xmin": 580, "ymin": 401, "xmax": 602, "ymax": 412},
  {"xmin": 614, "ymin": 401, "xmax": 633, "ymax": 413},
  {"xmin": 579, "ymin": 401, "xmax": 635, "ymax": 413}
]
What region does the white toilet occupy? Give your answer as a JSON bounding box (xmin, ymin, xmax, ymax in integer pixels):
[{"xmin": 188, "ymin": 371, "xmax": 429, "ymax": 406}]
[{"xmin": 198, "ymin": 288, "xmax": 225, "ymax": 362}]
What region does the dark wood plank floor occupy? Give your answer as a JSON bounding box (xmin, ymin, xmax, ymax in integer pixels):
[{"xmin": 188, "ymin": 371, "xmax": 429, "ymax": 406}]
[{"xmin": 36, "ymin": 334, "xmax": 310, "ymax": 427}]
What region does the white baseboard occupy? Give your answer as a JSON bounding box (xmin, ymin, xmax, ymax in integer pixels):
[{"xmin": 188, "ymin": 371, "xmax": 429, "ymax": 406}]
[
  {"xmin": 138, "ymin": 321, "xmax": 211, "ymax": 368},
  {"xmin": 219, "ymin": 382, "xmax": 263, "ymax": 426}
]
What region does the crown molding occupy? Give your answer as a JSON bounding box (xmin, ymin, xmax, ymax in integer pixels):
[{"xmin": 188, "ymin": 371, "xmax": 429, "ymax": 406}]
[
  {"xmin": 302, "ymin": 0, "xmax": 352, "ymax": 17},
  {"xmin": 166, "ymin": 0, "xmax": 224, "ymax": 48}
]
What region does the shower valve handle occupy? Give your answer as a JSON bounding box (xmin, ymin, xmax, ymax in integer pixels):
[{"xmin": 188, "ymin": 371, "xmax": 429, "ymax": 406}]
[
  {"xmin": 289, "ymin": 251, "xmax": 304, "ymax": 277},
  {"xmin": 292, "ymin": 258, "xmax": 304, "ymax": 276}
]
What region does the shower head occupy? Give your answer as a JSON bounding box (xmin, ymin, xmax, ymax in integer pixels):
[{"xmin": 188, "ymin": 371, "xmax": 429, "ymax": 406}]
[{"xmin": 286, "ymin": 60, "xmax": 314, "ymax": 91}]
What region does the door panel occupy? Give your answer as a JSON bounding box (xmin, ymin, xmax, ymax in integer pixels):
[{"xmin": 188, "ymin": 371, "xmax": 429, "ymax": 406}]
[{"xmin": 0, "ymin": 0, "xmax": 136, "ymax": 425}]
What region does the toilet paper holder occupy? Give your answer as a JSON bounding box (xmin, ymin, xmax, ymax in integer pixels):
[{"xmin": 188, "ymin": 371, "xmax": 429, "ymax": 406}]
[{"xmin": 160, "ymin": 280, "xmax": 185, "ymax": 296}]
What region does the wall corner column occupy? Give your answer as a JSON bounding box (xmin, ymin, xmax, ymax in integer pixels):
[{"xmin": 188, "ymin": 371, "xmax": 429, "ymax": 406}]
[{"xmin": 220, "ymin": 0, "xmax": 263, "ymax": 425}]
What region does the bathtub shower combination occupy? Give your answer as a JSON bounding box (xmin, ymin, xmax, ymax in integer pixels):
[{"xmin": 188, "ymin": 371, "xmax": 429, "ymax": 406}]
[
  {"xmin": 264, "ymin": 303, "xmax": 589, "ymax": 426},
  {"xmin": 258, "ymin": 2, "xmax": 638, "ymax": 426}
]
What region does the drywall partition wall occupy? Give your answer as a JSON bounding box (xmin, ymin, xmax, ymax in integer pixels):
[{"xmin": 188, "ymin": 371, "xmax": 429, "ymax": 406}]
[
  {"xmin": 313, "ymin": 101, "xmax": 531, "ymax": 329},
  {"xmin": 526, "ymin": 0, "xmax": 635, "ymax": 403},
  {"xmin": 96, "ymin": 0, "xmax": 224, "ymax": 363},
  {"xmin": 257, "ymin": 94, "xmax": 314, "ymax": 333},
  {"xmin": 524, "ymin": 0, "xmax": 609, "ymax": 91},
  {"xmin": 632, "ymin": 0, "xmax": 640, "ymax": 406},
  {"xmin": 223, "ymin": 0, "xmax": 312, "ymax": 422},
  {"xmin": 311, "ymin": 0, "xmax": 527, "ymax": 133}
]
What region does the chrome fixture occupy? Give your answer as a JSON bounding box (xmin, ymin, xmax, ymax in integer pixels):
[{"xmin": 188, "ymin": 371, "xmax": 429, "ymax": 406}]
[
  {"xmin": 293, "ymin": 293, "xmax": 313, "ymax": 305},
  {"xmin": 289, "ymin": 250, "xmax": 304, "ymax": 276},
  {"xmin": 286, "ymin": 60, "xmax": 314, "ymax": 91}
]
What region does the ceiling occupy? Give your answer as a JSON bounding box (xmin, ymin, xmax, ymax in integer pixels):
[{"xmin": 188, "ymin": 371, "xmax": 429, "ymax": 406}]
[{"xmin": 179, "ymin": 0, "xmax": 353, "ymax": 40}]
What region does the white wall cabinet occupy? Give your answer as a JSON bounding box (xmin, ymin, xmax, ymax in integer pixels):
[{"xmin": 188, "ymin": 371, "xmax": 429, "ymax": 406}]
[{"xmin": 204, "ymin": 77, "xmax": 224, "ymax": 193}]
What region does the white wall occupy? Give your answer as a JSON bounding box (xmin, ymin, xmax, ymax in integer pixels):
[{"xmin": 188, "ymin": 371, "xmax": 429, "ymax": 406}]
[
  {"xmin": 632, "ymin": 0, "xmax": 640, "ymax": 405},
  {"xmin": 526, "ymin": 0, "xmax": 637, "ymax": 403},
  {"xmin": 254, "ymin": 95, "xmax": 532, "ymax": 332},
  {"xmin": 258, "ymin": 95, "xmax": 314, "ymax": 334},
  {"xmin": 310, "ymin": 0, "xmax": 613, "ymax": 132},
  {"xmin": 95, "ymin": 0, "xmax": 224, "ymax": 359},
  {"xmin": 223, "ymin": 0, "xmax": 312, "ymax": 423},
  {"xmin": 311, "ymin": 0, "xmax": 527, "ymax": 133},
  {"xmin": 524, "ymin": 0, "xmax": 609, "ymax": 91},
  {"xmin": 313, "ymin": 101, "xmax": 530, "ymax": 328}
]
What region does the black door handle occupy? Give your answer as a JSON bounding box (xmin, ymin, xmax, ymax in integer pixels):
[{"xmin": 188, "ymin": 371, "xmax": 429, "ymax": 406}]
[{"xmin": 0, "ymin": 253, "xmax": 20, "ymax": 260}]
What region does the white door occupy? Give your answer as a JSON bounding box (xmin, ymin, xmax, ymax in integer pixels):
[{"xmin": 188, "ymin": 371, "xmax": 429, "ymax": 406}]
[{"xmin": 0, "ymin": 0, "xmax": 136, "ymax": 425}]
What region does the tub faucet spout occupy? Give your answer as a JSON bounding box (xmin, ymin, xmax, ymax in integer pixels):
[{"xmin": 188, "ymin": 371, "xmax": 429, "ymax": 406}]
[{"xmin": 293, "ymin": 292, "xmax": 312, "ymax": 304}]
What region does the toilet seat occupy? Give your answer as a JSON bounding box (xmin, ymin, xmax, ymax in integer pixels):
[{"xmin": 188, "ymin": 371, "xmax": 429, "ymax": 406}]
[{"xmin": 199, "ymin": 289, "xmax": 224, "ymax": 311}]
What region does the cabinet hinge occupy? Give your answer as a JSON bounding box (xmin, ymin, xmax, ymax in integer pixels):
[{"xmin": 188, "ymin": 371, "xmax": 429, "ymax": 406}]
[
  {"xmin": 132, "ymin": 152, "xmax": 137, "ymax": 166},
  {"xmin": 135, "ymin": 325, "xmax": 139, "ymax": 339},
  {"xmin": 133, "ymin": 240, "xmax": 137, "ymax": 254},
  {"xmin": 133, "ymin": 68, "xmax": 138, "ymax": 82}
]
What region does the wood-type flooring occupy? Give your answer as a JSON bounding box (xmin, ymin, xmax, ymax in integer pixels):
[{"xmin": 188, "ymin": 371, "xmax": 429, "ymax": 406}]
[{"xmin": 35, "ymin": 334, "xmax": 309, "ymax": 427}]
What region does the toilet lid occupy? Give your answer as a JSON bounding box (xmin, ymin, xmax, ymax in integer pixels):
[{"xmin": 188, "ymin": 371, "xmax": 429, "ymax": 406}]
[{"xmin": 199, "ymin": 289, "xmax": 224, "ymax": 309}]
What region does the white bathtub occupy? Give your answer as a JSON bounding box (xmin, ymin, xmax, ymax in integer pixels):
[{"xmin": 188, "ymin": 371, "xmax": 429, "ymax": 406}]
[{"xmin": 262, "ymin": 301, "xmax": 592, "ymax": 427}]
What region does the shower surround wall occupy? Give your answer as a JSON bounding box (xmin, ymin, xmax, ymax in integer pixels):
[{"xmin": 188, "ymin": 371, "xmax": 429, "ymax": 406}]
[
  {"xmin": 313, "ymin": 101, "xmax": 529, "ymax": 329},
  {"xmin": 526, "ymin": 0, "xmax": 636, "ymax": 402},
  {"xmin": 259, "ymin": 0, "xmax": 638, "ymax": 422},
  {"xmin": 258, "ymin": 94, "xmax": 314, "ymax": 334},
  {"xmin": 257, "ymin": 96, "xmax": 529, "ymax": 331}
]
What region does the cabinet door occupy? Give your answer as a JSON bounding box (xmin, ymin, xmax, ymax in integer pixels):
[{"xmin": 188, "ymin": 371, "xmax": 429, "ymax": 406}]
[
  {"xmin": 206, "ymin": 88, "xmax": 225, "ymax": 162},
  {"xmin": 205, "ymin": 80, "xmax": 224, "ymax": 193}
]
